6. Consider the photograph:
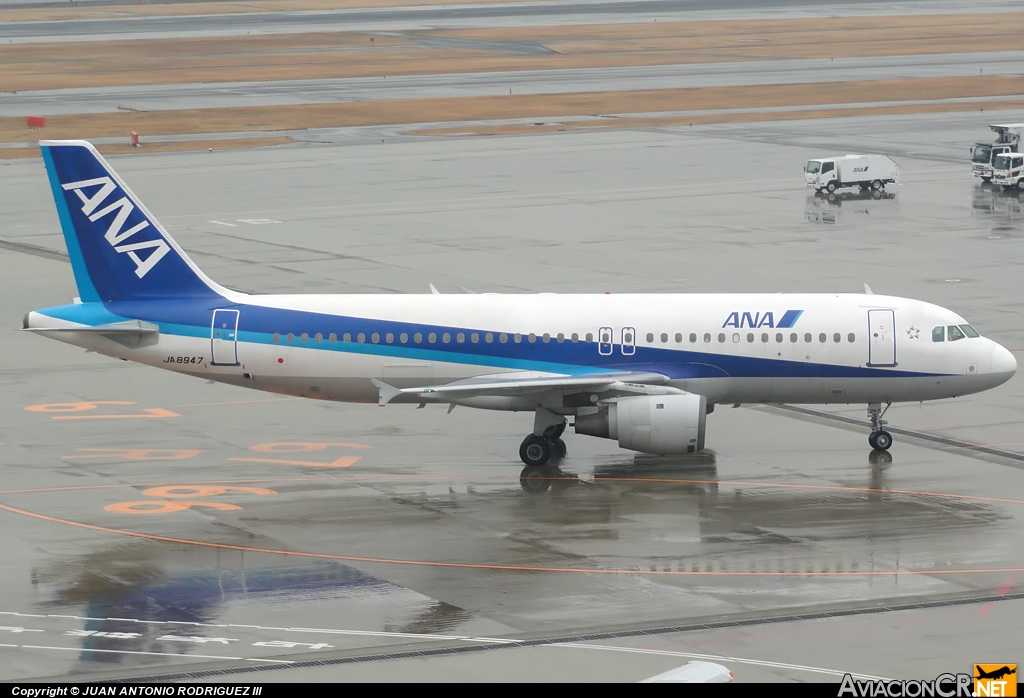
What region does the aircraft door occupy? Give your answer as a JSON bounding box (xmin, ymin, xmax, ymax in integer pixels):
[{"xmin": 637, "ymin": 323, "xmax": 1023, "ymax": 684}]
[
  {"xmin": 211, "ymin": 309, "xmax": 240, "ymax": 366},
  {"xmin": 621, "ymin": 327, "xmax": 636, "ymax": 356},
  {"xmin": 867, "ymin": 309, "xmax": 896, "ymax": 367},
  {"xmin": 598, "ymin": 327, "xmax": 613, "ymax": 356}
]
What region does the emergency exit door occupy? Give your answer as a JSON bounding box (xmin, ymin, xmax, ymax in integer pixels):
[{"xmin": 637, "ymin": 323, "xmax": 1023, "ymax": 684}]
[
  {"xmin": 867, "ymin": 309, "xmax": 896, "ymax": 367},
  {"xmin": 211, "ymin": 309, "xmax": 240, "ymax": 366}
]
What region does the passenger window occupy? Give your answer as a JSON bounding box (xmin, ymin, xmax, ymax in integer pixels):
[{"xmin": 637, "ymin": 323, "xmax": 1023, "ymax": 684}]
[
  {"xmin": 500, "ymin": 333, "xmax": 508, "ymax": 343},
  {"xmin": 528, "ymin": 333, "xmax": 536, "ymax": 343},
  {"xmin": 661, "ymin": 333, "xmax": 668, "ymax": 343},
  {"xmin": 732, "ymin": 333, "xmax": 740, "ymax": 343},
  {"xmin": 718, "ymin": 333, "xmax": 726, "ymax": 343},
  {"xmin": 675, "ymin": 333, "xmax": 683, "ymax": 343},
  {"xmin": 456, "ymin": 333, "xmax": 465, "ymax": 343},
  {"xmin": 776, "ymin": 333, "xmax": 783, "ymax": 343},
  {"xmin": 932, "ymin": 326, "xmax": 944, "ymax": 342},
  {"xmin": 470, "ymin": 332, "xmax": 479, "ymax": 343},
  {"xmin": 960, "ymin": 325, "xmax": 980, "ymax": 338},
  {"xmin": 761, "ymin": 333, "xmax": 768, "ymax": 343},
  {"xmin": 385, "ymin": 333, "xmax": 393, "ymax": 343},
  {"xmin": 343, "ymin": 333, "xmax": 351, "ymax": 342},
  {"xmin": 542, "ymin": 333, "xmax": 551, "ymax": 343},
  {"xmin": 947, "ymin": 325, "xmax": 965, "ymax": 342},
  {"xmin": 514, "ymin": 333, "xmax": 522, "ymax": 343},
  {"xmin": 442, "ymin": 332, "xmax": 450, "ymax": 343},
  {"xmin": 804, "ymin": 333, "xmax": 812, "ymax": 343},
  {"xmin": 646, "ymin": 333, "xmax": 654, "ymax": 343},
  {"xmin": 585, "ymin": 333, "xmax": 593, "ymax": 342},
  {"xmin": 315, "ymin": 333, "xmax": 323, "ymax": 343},
  {"xmin": 329, "ymin": 333, "xmax": 337, "ymax": 343},
  {"xmin": 414, "ymin": 333, "xmax": 423, "ymax": 343},
  {"xmin": 485, "ymin": 333, "xmax": 494, "ymax": 343},
  {"xmin": 371, "ymin": 333, "xmax": 380, "ymax": 343},
  {"xmin": 704, "ymin": 333, "xmax": 711, "ymax": 343},
  {"xmin": 400, "ymin": 333, "xmax": 408, "ymax": 343},
  {"xmin": 556, "ymin": 333, "xmax": 564, "ymax": 343},
  {"xmin": 571, "ymin": 333, "xmax": 579, "ymax": 343},
  {"xmin": 287, "ymin": 333, "xmax": 295, "ymax": 343},
  {"xmin": 790, "ymin": 333, "xmax": 797, "ymax": 343},
  {"xmin": 357, "ymin": 333, "xmax": 365, "ymax": 343},
  {"xmin": 273, "ymin": 333, "xmax": 280, "ymax": 343},
  {"xmin": 301, "ymin": 333, "xmax": 309, "ymax": 343},
  {"xmin": 848, "ymin": 333, "xmax": 855, "ymax": 342},
  {"xmin": 819, "ymin": 333, "xmax": 826, "ymax": 343},
  {"xmin": 427, "ymin": 332, "xmax": 436, "ymax": 343},
  {"xmin": 689, "ymin": 333, "xmax": 697, "ymax": 343},
  {"xmin": 747, "ymin": 333, "xmax": 754, "ymax": 343},
  {"xmin": 833, "ymin": 333, "xmax": 841, "ymax": 343}
]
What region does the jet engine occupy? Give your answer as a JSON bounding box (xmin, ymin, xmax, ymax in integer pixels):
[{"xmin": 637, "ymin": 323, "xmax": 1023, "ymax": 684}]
[{"xmin": 574, "ymin": 393, "xmax": 707, "ymax": 454}]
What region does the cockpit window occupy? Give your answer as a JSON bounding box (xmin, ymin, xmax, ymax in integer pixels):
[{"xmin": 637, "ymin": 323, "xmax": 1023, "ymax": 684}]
[
  {"xmin": 932, "ymin": 326, "xmax": 944, "ymax": 342},
  {"xmin": 960, "ymin": 324, "xmax": 980, "ymax": 338},
  {"xmin": 947, "ymin": 325, "xmax": 966, "ymax": 341}
]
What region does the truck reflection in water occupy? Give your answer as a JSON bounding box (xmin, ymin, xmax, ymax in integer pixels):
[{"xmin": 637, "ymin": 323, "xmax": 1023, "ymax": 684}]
[
  {"xmin": 805, "ymin": 189, "xmax": 897, "ymax": 225},
  {"xmin": 31, "ymin": 548, "xmax": 467, "ymax": 664},
  {"xmin": 972, "ymin": 184, "xmax": 1024, "ymax": 237}
]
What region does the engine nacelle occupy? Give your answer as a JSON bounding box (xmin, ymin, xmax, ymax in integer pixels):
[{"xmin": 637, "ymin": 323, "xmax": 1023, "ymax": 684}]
[{"xmin": 574, "ymin": 394, "xmax": 707, "ymax": 454}]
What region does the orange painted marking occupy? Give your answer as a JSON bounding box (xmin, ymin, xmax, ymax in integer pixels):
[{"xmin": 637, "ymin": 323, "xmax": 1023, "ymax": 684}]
[
  {"xmin": 141, "ymin": 485, "xmax": 275, "ymax": 498},
  {"xmin": 249, "ymin": 442, "xmax": 373, "ymax": 453},
  {"xmin": 229, "ymin": 456, "xmax": 361, "ymax": 469},
  {"xmin": 54, "ymin": 408, "xmax": 180, "ymax": 420},
  {"xmin": 63, "ymin": 448, "xmax": 202, "ymax": 461},
  {"xmin": 26, "ymin": 401, "xmax": 133, "ymax": 413},
  {"xmin": 231, "ymin": 442, "xmax": 373, "ymax": 469},
  {"xmin": 0, "ymin": 477, "xmax": 341, "ymax": 497},
  {"xmin": 2, "ymin": 500, "xmax": 1023, "ymax": 577},
  {"xmin": 104, "ymin": 501, "xmax": 242, "ymax": 514}
]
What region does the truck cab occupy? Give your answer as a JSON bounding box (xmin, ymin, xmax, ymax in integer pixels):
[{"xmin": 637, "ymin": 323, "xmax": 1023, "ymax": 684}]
[
  {"xmin": 804, "ymin": 159, "xmax": 835, "ymax": 189},
  {"xmin": 972, "ymin": 124, "xmax": 1022, "ymax": 181},
  {"xmin": 992, "ymin": 152, "xmax": 1024, "ymax": 190}
]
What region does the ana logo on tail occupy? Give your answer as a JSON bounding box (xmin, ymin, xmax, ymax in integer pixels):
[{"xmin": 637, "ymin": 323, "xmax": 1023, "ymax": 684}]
[{"xmin": 61, "ymin": 176, "xmax": 170, "ymax": 278}]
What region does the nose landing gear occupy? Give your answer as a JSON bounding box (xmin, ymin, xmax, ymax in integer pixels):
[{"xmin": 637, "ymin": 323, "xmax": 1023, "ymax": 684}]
[{"xmin": 867, "ymin": 402, "xmax": 893, "ymax": 451}]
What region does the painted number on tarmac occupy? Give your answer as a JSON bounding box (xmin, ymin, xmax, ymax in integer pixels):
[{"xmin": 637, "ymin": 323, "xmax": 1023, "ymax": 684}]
[
  {"xmin": 104, "ymin": 485, "xmax": 276, "ymax": 515},
  {"xmin": 26, "ymin": 401, "xmax": 180, "ymax": 420},
  {"xmin": 229, "ymin": 441, "xmax": 373, "ymax": 469}
]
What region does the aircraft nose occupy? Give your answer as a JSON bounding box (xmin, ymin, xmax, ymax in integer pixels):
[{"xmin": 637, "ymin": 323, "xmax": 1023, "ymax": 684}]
[{"xmin": 991, "ymin": 343, "xmax": 1017, "ymax": 385}]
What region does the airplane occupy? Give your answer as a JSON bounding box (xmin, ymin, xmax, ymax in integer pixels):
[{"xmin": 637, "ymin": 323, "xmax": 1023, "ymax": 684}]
[
  {"xmin": 975, "ymin": 666, "xmax": 1016, "ymax": 681},
  {"xmin": 23, "ymin": 141, "xmax": 1017, "ymax": 469}
]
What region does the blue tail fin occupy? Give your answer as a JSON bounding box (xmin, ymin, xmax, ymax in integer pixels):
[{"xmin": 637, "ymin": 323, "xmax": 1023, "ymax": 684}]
[{"xmin": 40, "ymin": 140, "xmax": 226, "ymax": 302}]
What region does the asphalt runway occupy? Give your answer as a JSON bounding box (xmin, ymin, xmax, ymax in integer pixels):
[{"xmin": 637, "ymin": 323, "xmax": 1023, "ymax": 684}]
[
  {"xmin": 0, "ymin": 0, "xmax": 1013, "ymax": 42},
  {"xmin": 1, "ymin": 109, "xmax": 1023, "ymax": 681},
  {"xmin": 7, "ymin": 51, "xmax": 1024, "ymax": 118}
]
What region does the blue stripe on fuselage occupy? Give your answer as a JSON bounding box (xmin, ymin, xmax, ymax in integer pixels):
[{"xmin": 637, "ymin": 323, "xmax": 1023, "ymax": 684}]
[
  {"xmin": 36, "ymin": 300, "xmax": 946, "ymax": 380},
  {"xmin": 777, "ymin": 309, "xmax": 804, "ymax": 328}
]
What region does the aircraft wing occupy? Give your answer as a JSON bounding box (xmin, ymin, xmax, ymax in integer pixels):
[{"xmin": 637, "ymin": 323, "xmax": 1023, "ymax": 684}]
[{"xmin": 372, "ymin": 371, "xmax": 676, "ymax": 406}]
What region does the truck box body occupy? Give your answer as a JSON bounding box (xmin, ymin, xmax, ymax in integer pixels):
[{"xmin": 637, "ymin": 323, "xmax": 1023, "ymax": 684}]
[{"xmin": 805, "ymin": 154, "xmax": 899, "ymax": 193}]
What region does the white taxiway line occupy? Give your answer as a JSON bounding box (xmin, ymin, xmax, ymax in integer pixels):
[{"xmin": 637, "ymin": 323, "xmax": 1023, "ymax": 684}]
[
  {"xmin": 550, "ymin": 642, "xmax": 890, "ymax": 681},
  {"xmin": 13, "ymin": 645, "xmax": 294, "ymax": 663}
]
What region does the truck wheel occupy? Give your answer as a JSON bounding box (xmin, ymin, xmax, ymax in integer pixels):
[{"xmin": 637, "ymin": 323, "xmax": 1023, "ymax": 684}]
[
  {"xmin": 826, "ymin": 182, "xmax": 836, "ymax": 193},
  {"xmin": 871, "ymin": 180, "xmax": 882, "ymax": 191},
  {"xmin": 1017, "ymin": 179, "xmax": 1024, "ymax": 191}
]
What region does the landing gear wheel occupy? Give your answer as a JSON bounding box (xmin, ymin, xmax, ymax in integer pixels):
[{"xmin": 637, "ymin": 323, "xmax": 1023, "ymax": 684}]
[
  {"xmin": 868, "ymin": 429, "xmax": 892, "ymax": 450},
  {"xmin": 520, "ymin": 465, "xmax": 550, "ymax": 493},
  {"xmin": 548, "ymin": 437, "xmax": 567, "ymax": 460},
  {"xmin": 826, "ymin": 182, "xmax": 837, "ymax": 193},
  {"xmin": 519, "ymin": 435, "xmax": 551, "ymax": 467},
  {"xmin": 871, "ymin": 179, "xmax": 882, "ymax": 191}
]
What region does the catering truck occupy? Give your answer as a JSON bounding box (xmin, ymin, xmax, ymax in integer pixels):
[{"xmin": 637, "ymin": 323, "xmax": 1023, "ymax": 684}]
[
  {"xmin": 992, "ymin": 151, "xmax": 1024, "ymax": 190},
  {"xmin": 971, "ymin": 124, "xmax": 1021, "ymax": 181},
  {"xmin": 804, "ymin": 154, "xmax": 899, "ymax": 193}
]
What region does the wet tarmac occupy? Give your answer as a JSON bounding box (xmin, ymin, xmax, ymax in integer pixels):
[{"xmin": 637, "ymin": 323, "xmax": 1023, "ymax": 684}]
[{"xmin": 1, "ymin": 106, "xmax": 1023, "ymax": 681}]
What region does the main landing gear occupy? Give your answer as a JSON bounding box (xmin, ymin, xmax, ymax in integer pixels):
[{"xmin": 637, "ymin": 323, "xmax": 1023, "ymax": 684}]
[
  {"xmin": 519, "ymin": 411, "xmax": 568, "ymax": 467},
  {"xmin": 867, "ymin": 401, "xmax": 893, "ymax": 451}
]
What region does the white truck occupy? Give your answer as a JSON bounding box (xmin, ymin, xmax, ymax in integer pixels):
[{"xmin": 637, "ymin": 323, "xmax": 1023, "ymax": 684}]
[
  {"xmin": 991, "ymin": 151, "xmax": 1024, "ymax": 190},
  {"xmin": 804, "ymin": 154, "xmax": 899, "ymax": 193},
  {"xmin": 971, "ymin": 124, "xmax": 1021, "ymax": 181}
]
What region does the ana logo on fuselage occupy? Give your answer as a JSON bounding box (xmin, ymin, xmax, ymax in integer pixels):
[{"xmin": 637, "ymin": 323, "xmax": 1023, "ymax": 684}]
[
  {"xmin": 722, "ymin": 310, "xmax": 804, "ymax": 329},
  {"xmin": 62, "ymin": 176, "xmax": 169, "ymax": 279}
]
